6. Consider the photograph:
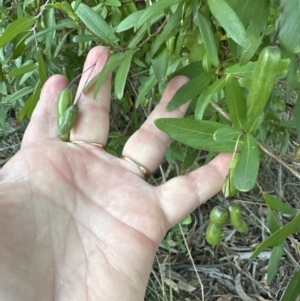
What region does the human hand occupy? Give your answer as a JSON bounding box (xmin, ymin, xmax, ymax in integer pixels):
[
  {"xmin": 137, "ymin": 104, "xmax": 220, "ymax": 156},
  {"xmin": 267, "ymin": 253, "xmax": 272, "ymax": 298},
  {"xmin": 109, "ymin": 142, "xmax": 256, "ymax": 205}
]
[{"xmin": 0, "ymin": 46, "xmax": 232, "ymax": 301}]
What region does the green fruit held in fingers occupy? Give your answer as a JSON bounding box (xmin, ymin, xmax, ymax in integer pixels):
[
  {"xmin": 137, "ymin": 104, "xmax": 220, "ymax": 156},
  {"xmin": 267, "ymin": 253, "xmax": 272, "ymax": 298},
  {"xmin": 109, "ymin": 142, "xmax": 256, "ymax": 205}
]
[
  {"xmin": 58, "ymin": 104, "xmax": 79, "ymax": 137},
  {"xmin": 205, "ymin": 222, "xmax": 223, "ymax": 246},
  {"xmin": 228, "ymin": 203, "xmax": 248, "ymax": 233},
  {"xmin": 209, "ymin": 205, "xmax": 229, "ymax": 226},
  {"xmin": 57, "ymin": 89, "xmax": 73, "ymax": 141},
  {"xmin": 57, "ymin": 89, "xmax": 73, "ymax": 126}
]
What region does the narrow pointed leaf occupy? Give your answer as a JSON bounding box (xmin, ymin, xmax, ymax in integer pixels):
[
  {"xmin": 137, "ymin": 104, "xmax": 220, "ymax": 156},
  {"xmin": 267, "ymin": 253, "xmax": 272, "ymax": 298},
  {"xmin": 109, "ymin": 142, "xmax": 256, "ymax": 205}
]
[
  {"xmin": 225, "ymin": 76, "xmax": 247, "ymax": 129},
  {"xmin": 170, "ymin": 61, "xmax": 204, "ymax": 80},
  {"xmin": 25, "ymin": 21, "xmax": 75, "ymax": 45},
  {"xmin": 53, "ymin": 1, "xmax": 77, "ymax": 20},
  {"xmin": 167, "ymin": 72, "xmax": 213, "ymax": 111},
  {"xmin": 267, "ymin": 207, "xmax": 281, "ymax": 234},
  {"xmin": 239, "ymin": 0, "xmax": 269, "ymax": 65},
  {"xmin": 246, "ymin": 46, "xmax": 290, "ymax": 131},
  {"xmin": 17, "ymin": 83, "xmax": 41, "ymax": 122},
  {"xmin": 76, "ymin": 3, "xmax": 117, "ymax": 43},
  {"xmin": 37, "ymin": 48, "xmax": 47, "ymax": 85},
  {"xmin": 0, "ymin": 16, "xmax": 36, "ymax": 48},
  {"xmin": 264, "ymin": 194, "xmax": 298, "ymax": 216},
  {"xmin": 7, "ymin": 63, "xmax": 37, "ymax": 78},
  {"xmin": 45, "ymin": 8, "xmax": 56, "ymax": 55},
  {"xmin": 136, "ymin": 0, "xmax": 183, "ymax": 29},
  {"xmin": 234, "ymin": 133, "xmax": 259, "ymax": 191},
  {"xmin": 295, "ymin": 93, "xmax": 300, "ymax": 141},
  {"xmin": 155, "ymin": 118, "xmax": 242, "ymax": 152},
  {"xmin": 136, "ymin": 74, "xmax": 158, "ymax": 108},
  {"xmin": 207, "ymin": 0, "xmax": 247, "ymax": 47},
  {"xmin": 115, "ymin": 49, "xmax": 134, "ymax": 99},
  {"xmin": 279, "ymin": 0, "xmax": 300, "ymax": 53},
  {"xmin": 213, "ymin": 127, "xmax": 241, "ymax": 142},
  {"xmin": 195, "ymin": 77, "xmax": 226, "ymax": 120},
  {"xmin": 282, "ymin": 271, "xmax": 300, "ymax": 301},
  {"xmin": 83, "ymin": 54, "xmax": 123, "ymax": 99},
  {"xmin": 223, "ymin": 61, "xmax": 256, "ymax": 79},
  {"xmin": 197, "ymin": 12, "xmax": 219, "ymax": 67},
  {"xmin": 8, "ymin": 86, "xmax": 35, "ymax": 104},
  {"xmin": 250, "ymin": 213, "xmax": 300, "ymax": 259},
  {"xmin": 267, "ymin": 244, "xmax": 285, "ymax": 283},
  {"xmin": 151, "ymin": 7, "xmax": 182, "ymax": 56},
  {"xmin": 235, "ymin": 0, "xmax": 263, "ymax": 26},
  {"xmin": 151, "ymin": 47, "xmax": 169, "ymax": 81},
  {"xmin": 116, "ymin": 10, "xmax": 144, "ymax": 32}
]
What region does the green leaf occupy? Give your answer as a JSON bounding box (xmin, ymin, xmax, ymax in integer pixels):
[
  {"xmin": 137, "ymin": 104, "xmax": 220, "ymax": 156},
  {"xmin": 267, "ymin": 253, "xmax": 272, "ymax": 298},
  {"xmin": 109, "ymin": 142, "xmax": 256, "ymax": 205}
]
[
  {"xmin": 53, "ymin": 1, "xmax": 77, "ymax": 20},
  {"xmin": 295, "ymin": 93, "xmax": 300, "ymax": 141},
  {"xmin": 234, "ymin": 133, "xmax": 259, "ymax": 191},
  {"xmin": 151, "ymin": 6, "xmax": 182, "ymax": 57},
  {"xmin": 37, "ymin": 48, "xmax": 47, "ymax": 85},
  {"xmin": 182, "ymin": 148, "xmax": 199, "ymax": 170},
  {"xmin": 235, "ymin": 0, "xmax": 262, "ymax": 26},
  {"xmin": 82, "ymin": 54, "xmax": 121, "ymax": 99},
  {"xmin": 116, "ymin": 10, "xmax": 144, "ymax": 32},
  {"xmin": 170, "ymin": 61, "xmax": 204, "ymax": 80},
  {"xmin": 8, "ymin": 86, "xmax": 35, "ymax": 105},
  {"xmin": 250, "ymin": 213, "xmax": 300, "ymax": 259},
  {"xmin": 86, "ymin": 53, "xmax": 123, "ymax": 100},
  {"xmin": 239, "ymin": 0, "xmax": 269, "ymax": 65},
  {"xmin": 128, "ymin": 21, "xmax": 149, "ymax": 48},
  {"xmin": 267, "ymin": 207, "xmax": 281, "ymax": 234},
  {"xmin": 54, "ymin": 34, "xmax": 69, "ymax": 57},
  {"xmin": 223, "ymin": 61, "xmax": 256, "ymax": 79},
  {"xmin": 136, "ymin": 0, "xmax": 184, "ymax": 29},
  {"xmin": 286, "ymin": 54, "xmax": 298, "ymax": 100},
  {"xmin": 17, "ymin": 82, "xmax": 41, "ymax": 122},
  {"xmin": 76, "ymin": 3, "xmax": 117, "ymax": 43},
  {"xmin": 136, "ymin": 74, "xmax": 158, "ymax": 108},
  {"xmin": 264, "ymin": 194, "xmax": 298, "ymax": 216},
  {"xmin": 7, "ymin": 63, "xmax": 37, "ymax": 78},
  {"xmin": 105, "ymin": 0, "xmax": 121, "ymax": 6},
  {"xmin": 167, "ymin": 72, "xmax": 213, "ymax": 111},
  {"xmin": 279, "ymin": 0, "xmax": 300, "ymax": 53},
  {"xmin": 154, "ymin": 118, "xmax": 242, "ymax": 152},
  {"xmin": 213, "ymin": 127, "xmax": 241, "ymax": 142},
  {"xmin": 207, "ymin": 0, "xmax": 247, "ymax": 47},
  {"xmin": 195, "ymin": 77, "xmax": 226, "ymax": 120},
  {"xmin": 0, "ymin": 16, "xmax": 36, "ymax": 48},
  {"xmin": 25, "ymin": 20, "xmax": 76, "ymax": 45},
  {"xmin": 151, "ymin": 47, "xmax": 169, "ymax": 81},
  {"xmin": 225, "ymin": 76, "xmax": 247, "ymax": 129},
  {"xmin": 282, "ymin": 271, "xmax": 300, "ymax": 301},
  {"xmin": 0, "ymin": 105, "xmax": 9, "ymax": 138},
  {"xmin": 45, "ymin": 8, "xmax": 56, "ymax": 55},
  {"xmin": 246, "ymin": 47, "xmax": 290, "ymax": 130},
  {"xmin": 267, "ymin": 244, "xmax": 285, "ymax": 283},
  {"xmin": 114, "ymin": 49, "xmax": 134, "ymax": 99},
  {"xmin": 197, "ymin": 12, "xmax": 219, "ymax": 67}
]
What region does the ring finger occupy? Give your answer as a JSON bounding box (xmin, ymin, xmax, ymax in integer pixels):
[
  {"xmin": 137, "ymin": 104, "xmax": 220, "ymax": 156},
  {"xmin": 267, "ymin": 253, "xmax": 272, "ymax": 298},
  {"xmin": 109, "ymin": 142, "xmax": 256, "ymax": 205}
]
[{"xmin": 121, "ymin": 76, "xmax": 189, "ymax": 175}]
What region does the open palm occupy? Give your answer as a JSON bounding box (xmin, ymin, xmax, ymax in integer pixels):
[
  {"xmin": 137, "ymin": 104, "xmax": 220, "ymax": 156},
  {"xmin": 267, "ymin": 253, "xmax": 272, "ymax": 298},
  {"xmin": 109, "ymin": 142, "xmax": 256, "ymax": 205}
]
[{"xmin": 0, "ymin": 47, "xmax": 231, "ymax": 301}]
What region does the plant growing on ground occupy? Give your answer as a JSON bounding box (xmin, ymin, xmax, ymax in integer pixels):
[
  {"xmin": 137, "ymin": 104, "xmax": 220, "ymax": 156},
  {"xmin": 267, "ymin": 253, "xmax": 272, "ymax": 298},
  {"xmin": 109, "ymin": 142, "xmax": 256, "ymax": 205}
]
[{"xmin": 1, "ymin": 0, "xmax": 300, "ymax": 299}]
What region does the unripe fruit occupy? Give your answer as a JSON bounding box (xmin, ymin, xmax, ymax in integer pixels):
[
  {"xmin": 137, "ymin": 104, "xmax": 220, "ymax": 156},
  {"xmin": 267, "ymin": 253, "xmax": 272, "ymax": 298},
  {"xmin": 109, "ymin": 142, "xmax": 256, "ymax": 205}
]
[
  {"xmin": 58, "ymin": 104, "xmax": 79, "ymax": 136},
  {"xmin": 205, "ymin": 222, "xmax": 222, "ymax": 246},
  {"xmin": 209, "ymin": 205, "xmax": 229, "ymax": 226},
  {"xmin": 228, "ymin": 203, "xmax": 248, "ymax": 233}
]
